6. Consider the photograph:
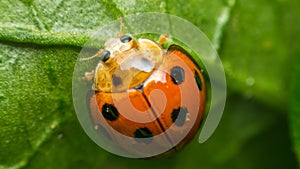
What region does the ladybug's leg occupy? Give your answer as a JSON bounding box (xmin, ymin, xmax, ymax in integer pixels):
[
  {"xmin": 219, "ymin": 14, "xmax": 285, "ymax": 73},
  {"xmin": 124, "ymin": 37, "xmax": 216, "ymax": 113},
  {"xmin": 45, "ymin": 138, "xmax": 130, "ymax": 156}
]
[
  {"xmin": 81, "ymin": 70, "xmax": 94, "ymax": 81},
  {"xmin": 158, "ymin": 33, "xmax": 169, "ymax": 46},
  {"xmin": 79, "ymin": 49, "xmax": 101, "ymax": 81}
]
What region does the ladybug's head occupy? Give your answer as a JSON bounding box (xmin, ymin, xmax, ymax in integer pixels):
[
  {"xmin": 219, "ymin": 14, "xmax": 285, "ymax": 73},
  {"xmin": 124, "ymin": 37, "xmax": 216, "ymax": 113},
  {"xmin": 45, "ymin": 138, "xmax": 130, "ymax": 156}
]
[
  {"xmin": 93, "ymin": 35, "xmax": 165, "ymax": 92},
  {"xmin": 100, "ymin": 35, "xmax": 135, "ymax": 63}
]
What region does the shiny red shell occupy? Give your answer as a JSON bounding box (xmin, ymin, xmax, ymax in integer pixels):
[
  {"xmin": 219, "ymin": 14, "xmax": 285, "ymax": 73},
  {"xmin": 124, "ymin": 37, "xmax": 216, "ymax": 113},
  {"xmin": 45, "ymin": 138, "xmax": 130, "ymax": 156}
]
[{"xmin": 87, "ymin": 44, "xmax": 206, "ymax": 157}]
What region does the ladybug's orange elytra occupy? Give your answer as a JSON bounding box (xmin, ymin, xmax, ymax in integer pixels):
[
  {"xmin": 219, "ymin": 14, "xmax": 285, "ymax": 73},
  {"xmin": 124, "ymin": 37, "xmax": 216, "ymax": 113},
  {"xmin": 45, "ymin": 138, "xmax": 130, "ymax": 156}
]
[{"xmin": 84, "ymin": 34, "xmax": 206, "ymax": 158}]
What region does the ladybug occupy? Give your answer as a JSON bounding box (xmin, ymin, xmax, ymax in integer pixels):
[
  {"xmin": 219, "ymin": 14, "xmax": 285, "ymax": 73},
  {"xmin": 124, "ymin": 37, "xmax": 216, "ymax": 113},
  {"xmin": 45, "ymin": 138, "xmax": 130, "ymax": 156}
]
[{"xmin": 83, "ymin": 33, "xmax": 206, "ymax": 158}]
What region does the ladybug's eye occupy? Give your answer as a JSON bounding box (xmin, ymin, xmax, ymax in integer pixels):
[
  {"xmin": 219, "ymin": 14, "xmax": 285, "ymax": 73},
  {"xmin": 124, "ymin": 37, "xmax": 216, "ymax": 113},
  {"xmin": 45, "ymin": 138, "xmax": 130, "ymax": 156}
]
[
  {"xmin": 101, "ymin": 50, "xmax": 111, "ymax": 62},
  {"xmin": 120, "ymin": 35, "xmax": 132, "ymax": 43}
]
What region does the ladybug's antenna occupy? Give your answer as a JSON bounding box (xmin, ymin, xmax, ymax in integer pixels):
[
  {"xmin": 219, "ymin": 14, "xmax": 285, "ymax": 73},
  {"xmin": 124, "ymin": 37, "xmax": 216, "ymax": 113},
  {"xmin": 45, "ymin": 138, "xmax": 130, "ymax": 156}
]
[
  {"xmin": 80, "ymin": 49, "xmax": 104, "ymax": 61},
  {"xmin": 80, "ymin": 17, "xmax": 124, "ymax": 62},
  {"xmin": 116, "ymin": 17, "xmax": 125, "ymax": 37}
]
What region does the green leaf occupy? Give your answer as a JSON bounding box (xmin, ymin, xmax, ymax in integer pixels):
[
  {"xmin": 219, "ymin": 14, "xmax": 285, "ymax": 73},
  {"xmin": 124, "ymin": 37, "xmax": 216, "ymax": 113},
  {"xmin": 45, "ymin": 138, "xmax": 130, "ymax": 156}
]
[
  {"xmin": 166, "ymin": 0, "xmax": 235, "ymax": 49},
  {"xmin": 221, "ymin": 0, "xmax": 300, "ymax": 165},
  {"xmin": 25, "ymin": 118, "xmax": 109, "ymax": 169},
  {"xmin": 285, "ymin": 0, "xmax": 300, "ymax": 163},
  {"xmin": 220, "ymin": 0, "xmax": 292, "ymax": 111},
  {"xmin": 290, "ymin": 55, "xmax": 300, "ymax": 163},
  {"xmin": 0, "ymin": 42, "xmax": 78, "ymax": 168},
  {"xmin": 0, "ymin": 0, "xmax": 166, "ymax": 46}
]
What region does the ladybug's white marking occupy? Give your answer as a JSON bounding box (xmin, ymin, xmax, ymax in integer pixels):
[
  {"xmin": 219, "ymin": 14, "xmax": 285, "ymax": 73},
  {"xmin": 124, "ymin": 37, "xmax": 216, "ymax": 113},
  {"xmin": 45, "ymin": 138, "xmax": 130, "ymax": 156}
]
[{"xmin": 119, "ymin": 53, "xmax": 154, "ymax": 72}]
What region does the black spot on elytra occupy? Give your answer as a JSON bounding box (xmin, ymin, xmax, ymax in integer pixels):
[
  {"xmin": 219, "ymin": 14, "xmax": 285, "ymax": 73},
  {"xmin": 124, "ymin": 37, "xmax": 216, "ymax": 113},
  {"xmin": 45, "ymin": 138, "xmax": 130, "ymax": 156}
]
[
  {"xmin": 102, "ymin": 104, "xmax": 119, "ymax": 121},
  {"xmin": 170, "ymin": 66, "xmax": 185, "ymax": 85},
  {"xmin": 95, "ymin": 124, "xmax": 112, "ymax": 141},
  {"xmin": 194, "ymin": 70, "xmax": 202, "ymax": 91},
  {"xmin": 134, "ymin": 83, "xmax": 144, "ymax": 90},
  {"xmin": 134, "ymin": 127, "xmax": 153, "ymax": 144},
  {"xmin": 112, "ymin": 75, "xmax": 122, "ymax": 86},
  {"xmin": 171, "ymin": 107, "xmax": 188, "ymax": 126}
]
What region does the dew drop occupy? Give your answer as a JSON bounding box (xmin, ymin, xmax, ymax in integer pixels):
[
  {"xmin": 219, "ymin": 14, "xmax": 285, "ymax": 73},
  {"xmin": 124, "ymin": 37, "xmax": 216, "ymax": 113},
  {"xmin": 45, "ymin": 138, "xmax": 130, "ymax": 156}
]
[
  {"xmin": 57, "ymin": 133, "xmax": 63, "ymax": 139},
  {"xmin": 0, "ymin": 91, "xmax": 5, "ymax": 100},
  {"xmin": 50, "ymin": 124, "xmax": 56, "ymax": 129},
  {"xmin": 246, "ymin": 77, "xmax": 255, "ymax": 86},
  {"xmin": 160, "ymin": 2, "xmax": 166, "ymax": 9}
]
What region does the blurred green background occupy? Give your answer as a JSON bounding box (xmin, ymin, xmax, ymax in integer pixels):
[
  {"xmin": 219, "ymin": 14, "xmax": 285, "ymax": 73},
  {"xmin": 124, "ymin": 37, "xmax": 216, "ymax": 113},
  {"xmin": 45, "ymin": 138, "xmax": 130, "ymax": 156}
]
[{"xmin": 0, "ymin": 0, "xmax": 299, "ymax": 169}]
